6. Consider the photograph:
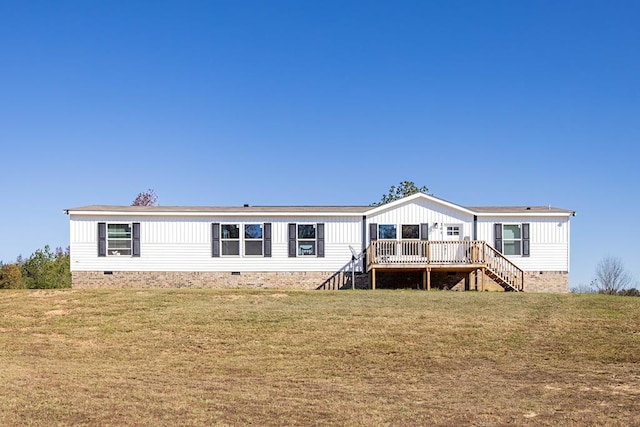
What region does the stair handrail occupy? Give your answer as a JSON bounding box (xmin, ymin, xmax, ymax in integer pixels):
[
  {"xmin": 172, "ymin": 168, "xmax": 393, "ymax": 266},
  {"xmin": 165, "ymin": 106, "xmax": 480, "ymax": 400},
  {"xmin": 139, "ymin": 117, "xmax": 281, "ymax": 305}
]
[
  {"xmin": 366, "ymin": 240, "xmax": 524, "ymax": 291},
  {"xmin": 481, "ymin": 242, "xmax": 524, "ymax": 291},
  {"xmin": 317, "ymin": 257, "xmax": 362, "ymax": 290}
]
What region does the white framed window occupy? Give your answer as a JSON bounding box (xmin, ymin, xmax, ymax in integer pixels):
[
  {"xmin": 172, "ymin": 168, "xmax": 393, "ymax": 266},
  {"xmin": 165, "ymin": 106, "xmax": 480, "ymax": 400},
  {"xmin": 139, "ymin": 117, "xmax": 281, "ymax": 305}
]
[
  {"xmin": 401, "ymin": 224, "xmax": 419, "ymax": 239},
  {"xmin": 502, "ymin": 224, "xmax": 522, "ymax": 255},
  {"xmin": 221, "ymin": 224, "xmax": 240, "ymax": 256},
  {"xmin": 107, "ymin": 223, "xmax": 132, "ymax": 256},
  {"xmin": 446, "ymin": 225, "xmax": 461, "ymax": 236},
  {"xmin": 244, "ymin": 224, "xmax": 263, "ymax": 256},
  {"xmin": 297, "ymin": 224, "xmax": 316, "ymax": 256},
  {"xmin": 378, "ymin": 224, "xmax": 397, "ymax": 240}
]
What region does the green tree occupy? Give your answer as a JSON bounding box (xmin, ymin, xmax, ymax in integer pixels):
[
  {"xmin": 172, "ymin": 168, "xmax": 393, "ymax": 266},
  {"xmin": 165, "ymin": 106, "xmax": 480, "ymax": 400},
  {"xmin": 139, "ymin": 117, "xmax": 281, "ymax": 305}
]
[
  {"xmin": 372, "ymin": 181, "xmax": 429, "ymax": 206},
  {"xmin": 21, "ymin": 245, "xmax": 71, "ymax": 289}
]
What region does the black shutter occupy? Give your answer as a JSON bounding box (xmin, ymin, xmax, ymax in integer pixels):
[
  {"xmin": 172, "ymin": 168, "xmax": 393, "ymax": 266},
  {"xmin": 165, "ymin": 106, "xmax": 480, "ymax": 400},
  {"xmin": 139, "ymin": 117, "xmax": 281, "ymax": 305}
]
[
  {"xmin": 132, "ymin": 223, "xmax": 141, "ymax": 257},
  {"xmin": 317, "ymin": 223, "xmax": 325, "ymax": 257},
  {"xmin": 211, "ymin": 223, "xmax": 220, "ymax": 257},
  {"xmin": 288, "ymin": 223, "xmax": 297, "ymax": 257},
  {"xmin": 98, "ymin": 222, "xmax": 106, "ymax": 257},
  {"xmin": 420, "ymin": 223, "xmax": 429, "ymax": 241},
  {"xmin": 264, "ymin": 223, "xmax": 272, "ymax": 257},
  {"xmin": 473, "ymin": 216, "xmax": 478, "ymax": 240},
  {"xmin": 522, "ymin": 223, "xmax": 530, "ymax": 257},
  {"xmin": 494, "ymin": 223, "xmax": 503, "ymax": 253},
  {"xmin": 369, "ymin": 223, "xmax": 378, "ymax": 242}
]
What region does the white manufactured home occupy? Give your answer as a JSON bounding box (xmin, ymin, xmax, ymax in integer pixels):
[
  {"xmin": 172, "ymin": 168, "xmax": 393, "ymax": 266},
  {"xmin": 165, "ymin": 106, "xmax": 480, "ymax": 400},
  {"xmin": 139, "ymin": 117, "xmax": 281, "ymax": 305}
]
[{"xmin": 65, "ymin": 193, "xmax": 575, "ymax": 292}]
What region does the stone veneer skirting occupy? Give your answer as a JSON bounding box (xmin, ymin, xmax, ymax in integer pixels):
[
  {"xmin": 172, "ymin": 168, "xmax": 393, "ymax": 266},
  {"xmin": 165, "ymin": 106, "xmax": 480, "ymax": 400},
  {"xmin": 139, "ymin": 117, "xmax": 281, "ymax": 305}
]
[
  {"xmin": 72, "ymin": 271, "xmax": 339, "ymax": 290},
  {"xmin": 73, "ymin": 270, "xmax": 569, "ymax": 293},
  {"xmin": 523, "ymin": 271, "xmax": 569, "ymax": 293}
]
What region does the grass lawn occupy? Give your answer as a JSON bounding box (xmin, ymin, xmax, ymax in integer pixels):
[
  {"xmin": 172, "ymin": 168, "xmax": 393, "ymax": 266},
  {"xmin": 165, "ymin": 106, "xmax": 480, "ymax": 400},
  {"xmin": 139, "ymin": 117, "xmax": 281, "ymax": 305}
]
[{"xmin": 1, "ymin": 289, "xmax": 639, "ymax": 426}]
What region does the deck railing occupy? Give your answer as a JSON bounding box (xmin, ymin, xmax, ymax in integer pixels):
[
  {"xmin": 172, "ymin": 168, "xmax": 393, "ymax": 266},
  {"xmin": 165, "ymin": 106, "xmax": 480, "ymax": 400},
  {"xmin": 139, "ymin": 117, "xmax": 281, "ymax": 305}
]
[{"xmin": 366, "ymin": 240, "xmax": 523, "ymax": 291}]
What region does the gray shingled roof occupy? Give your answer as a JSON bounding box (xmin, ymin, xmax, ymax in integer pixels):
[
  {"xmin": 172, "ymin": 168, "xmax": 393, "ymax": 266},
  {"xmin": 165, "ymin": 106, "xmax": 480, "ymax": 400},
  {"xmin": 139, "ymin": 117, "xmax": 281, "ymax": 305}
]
[
  {"xmin": 467, "ymin": 206, "xmax": 574, "ymax": 214},
  {"xmin": 65, "ymin": 205, "xmax": 372, "ymax": 213},
  {"xmin": 66, "ymin": 204, "xmax": 574, "ymax": 215}
]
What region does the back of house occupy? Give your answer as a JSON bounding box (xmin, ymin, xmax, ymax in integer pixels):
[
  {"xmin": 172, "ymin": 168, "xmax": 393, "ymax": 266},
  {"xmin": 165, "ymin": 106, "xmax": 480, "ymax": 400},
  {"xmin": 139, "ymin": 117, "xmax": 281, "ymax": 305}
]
[{"xmin": 65, "ymin": 193, "xmax": 574, "ymax": 292}]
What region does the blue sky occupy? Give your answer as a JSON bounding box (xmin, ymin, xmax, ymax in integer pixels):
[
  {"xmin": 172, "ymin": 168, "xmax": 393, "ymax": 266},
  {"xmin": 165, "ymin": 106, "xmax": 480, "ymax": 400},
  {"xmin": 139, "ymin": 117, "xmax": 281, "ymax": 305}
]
[{"xmin": 1, "ymin": 0, "xmax": 638, "ymax": 289}]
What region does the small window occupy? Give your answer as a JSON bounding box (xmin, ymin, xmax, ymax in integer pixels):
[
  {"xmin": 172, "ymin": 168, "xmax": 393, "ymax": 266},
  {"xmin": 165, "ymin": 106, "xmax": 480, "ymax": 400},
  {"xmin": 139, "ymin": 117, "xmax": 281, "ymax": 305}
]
[
  {"xmin": 402, "ymin": 225, "xmax": 419, "ymax": 239},
  {"xmin": 221, "ymin": 224, "xmax": 240, "ymax": 256},
  {"xmin": 503, "ymin": 224, "xmax": 522, "ymax": 255},
  {"xmin": 298, "ymin": 224, "xmax": 316, "ymax": 256},
  {"xmin": 446, "ymin": 226, "xmax": 460, "ymax": 236},
  {"xmin": 244, "ymin": 224, "xmax": 263, "ymax": 256},
  {"xmin": 107, "ymin": 224, "xmax": 132, "ymax": 256},
  {"xmin": 379, "ymin": 224, "xmax": 397, "ymax": 240}
]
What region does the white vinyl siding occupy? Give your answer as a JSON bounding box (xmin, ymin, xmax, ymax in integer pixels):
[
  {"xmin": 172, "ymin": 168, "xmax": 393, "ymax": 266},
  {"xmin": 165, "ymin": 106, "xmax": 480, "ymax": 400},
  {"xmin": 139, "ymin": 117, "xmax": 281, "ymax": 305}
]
[
  {"xmin": 366, "ymin": 198, "xmax": 474, "ymax": 242},
  {"xmin": 477, "ymin": 216, "xmax": 570, "ymax": 272},
  {"xmin": 70, "ymin": 215, "xmax": 362, "ymax": 272}
]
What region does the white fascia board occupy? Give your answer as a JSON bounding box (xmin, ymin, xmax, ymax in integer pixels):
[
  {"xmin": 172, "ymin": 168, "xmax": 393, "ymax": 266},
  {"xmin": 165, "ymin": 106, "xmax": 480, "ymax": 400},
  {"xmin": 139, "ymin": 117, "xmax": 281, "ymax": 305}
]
[
  {"xmin": 66, "ymin": 210, "xmax": 365, "ymax": 218},
  {"xmin": 364, "ymin": 193, "xmax": 476, "ymax": 216},
  {"xmin": 474, "ymin": 212, "xmax": 574, "ymax": 218}
]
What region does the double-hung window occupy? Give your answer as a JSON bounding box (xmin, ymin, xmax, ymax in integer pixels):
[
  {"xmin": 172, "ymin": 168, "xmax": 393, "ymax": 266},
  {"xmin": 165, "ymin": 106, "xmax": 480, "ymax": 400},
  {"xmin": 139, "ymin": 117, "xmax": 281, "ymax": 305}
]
[
  {"xmin": 98, "ymin": 222, "xmax": 139, "ymax": 257},
  {"xmin": 212, "ymin": 223, "xmax": 271, "ymax": 258},
  {"xmin": 297, "ymin": 224, "xmax": 317, "ymax": 256},
  {"xmin": 244, "ymin": 224, "xmax": 263, "ymax": 256},
  {"xmin": 287, "ymin": 223, "xmax": 324, "ymax": 257},
  {"xmin": 221, "ymin": 224, "xmax": 240, "ymax": 256},
  {"xmin": 107, "ymin": 224, "xmax": 132, "ymax": 256},
  {"xmin": 502, "ymin": 224, "xmax": 522, "ymax": 255}
]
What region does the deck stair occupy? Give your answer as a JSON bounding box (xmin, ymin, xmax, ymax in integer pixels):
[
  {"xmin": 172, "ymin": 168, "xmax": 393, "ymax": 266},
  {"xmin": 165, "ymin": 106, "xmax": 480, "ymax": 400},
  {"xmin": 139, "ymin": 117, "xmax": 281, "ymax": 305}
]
[
  {"xmin": 317, "ymin": 258, "xmax": 365, "ymax": 290},
  {"xmin": 365, "ymin": 240, "xmax": 524, "ymax": 292}
]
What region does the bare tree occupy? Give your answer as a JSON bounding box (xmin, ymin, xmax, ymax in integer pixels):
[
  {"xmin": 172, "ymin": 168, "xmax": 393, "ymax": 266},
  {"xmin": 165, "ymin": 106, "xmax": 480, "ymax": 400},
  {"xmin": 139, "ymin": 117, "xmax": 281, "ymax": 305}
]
[
  {"xmin": 593, "ymin": 256, "xmax": 633, "ymax": 295},
  {"xmin": 132, "ymin": 189, "xmax": 158, "ymax": 206}
]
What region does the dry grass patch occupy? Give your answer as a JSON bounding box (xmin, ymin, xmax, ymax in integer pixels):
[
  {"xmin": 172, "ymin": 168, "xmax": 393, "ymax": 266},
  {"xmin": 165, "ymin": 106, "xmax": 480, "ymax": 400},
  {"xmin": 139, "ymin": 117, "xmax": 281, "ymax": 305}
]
[{"xmin": 0, "ymin": 289, "xmax": 639, "ymax": 426}]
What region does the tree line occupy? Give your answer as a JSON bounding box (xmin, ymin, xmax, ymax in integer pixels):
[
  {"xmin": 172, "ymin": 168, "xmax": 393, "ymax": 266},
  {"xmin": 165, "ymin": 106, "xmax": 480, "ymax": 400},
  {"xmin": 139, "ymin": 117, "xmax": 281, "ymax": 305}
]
[{"xmin": 0, "ymin": 246, "xmax": 71, "ymax": 289}]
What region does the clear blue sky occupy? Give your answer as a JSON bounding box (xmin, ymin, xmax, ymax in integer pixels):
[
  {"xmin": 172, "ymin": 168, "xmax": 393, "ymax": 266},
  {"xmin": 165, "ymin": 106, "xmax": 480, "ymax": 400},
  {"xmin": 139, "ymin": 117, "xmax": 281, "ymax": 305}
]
[{"xmin": 1, "ymin": 0, "xmax": 638, "ymax": 289}]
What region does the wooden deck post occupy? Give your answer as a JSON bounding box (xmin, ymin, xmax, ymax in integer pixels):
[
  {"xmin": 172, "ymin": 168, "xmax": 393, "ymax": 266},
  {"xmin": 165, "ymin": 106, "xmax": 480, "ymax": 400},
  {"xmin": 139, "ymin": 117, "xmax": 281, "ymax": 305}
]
[
  {"xmin": 427, "ymin": 268, "xmax": 431, "ymax": 291},
  {"xmin": 371, "ymin": 268, "xmax": 376, "ymax": 290},
  {"xmin": 481, "ymin": 267, "xmax": 485, "ymax": 291}
]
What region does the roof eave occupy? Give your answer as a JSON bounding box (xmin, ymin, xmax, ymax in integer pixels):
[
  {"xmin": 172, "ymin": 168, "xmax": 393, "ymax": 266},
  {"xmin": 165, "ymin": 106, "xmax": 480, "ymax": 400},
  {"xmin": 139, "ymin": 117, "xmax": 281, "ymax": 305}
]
[
  {"xmin": 65, "ymin": 209, "xmax": 367, "ymax": 217},
  {"xmin": 364, "ymin": 193, "xmax": 476, "ymax": 216},
  {"xmin": 474, "ymin": 211, "xmax": 575, "ymax": 217}
]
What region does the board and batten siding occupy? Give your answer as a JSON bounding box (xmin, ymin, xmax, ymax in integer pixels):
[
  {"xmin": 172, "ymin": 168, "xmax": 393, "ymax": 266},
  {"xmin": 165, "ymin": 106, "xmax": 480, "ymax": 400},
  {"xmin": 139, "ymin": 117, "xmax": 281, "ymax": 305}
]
[
  {"xmin": 70, "ymin": 215, "xmax": 362, "ymax": 272},
  {"xmin": 476, "ymin": 216, "xmax": 570, "ymax": 272},
  {"xmin": 365, "ymin": 198, "xmax": 474, "ymax": 241}
]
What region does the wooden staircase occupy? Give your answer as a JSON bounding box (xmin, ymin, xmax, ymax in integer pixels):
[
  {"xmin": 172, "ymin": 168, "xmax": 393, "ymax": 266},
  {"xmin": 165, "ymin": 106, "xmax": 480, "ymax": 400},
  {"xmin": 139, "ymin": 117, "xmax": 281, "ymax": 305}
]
[
  {"xmin": 364, "ymin": 240, "xmax": 524, "ymax": 292},
  {"xmin": 317, "ymin": 259, "xmax": 366, "ymax": 290},
  {"xmin": 481, "ymin": 242, "xmax": 524, "ymax": 292}
]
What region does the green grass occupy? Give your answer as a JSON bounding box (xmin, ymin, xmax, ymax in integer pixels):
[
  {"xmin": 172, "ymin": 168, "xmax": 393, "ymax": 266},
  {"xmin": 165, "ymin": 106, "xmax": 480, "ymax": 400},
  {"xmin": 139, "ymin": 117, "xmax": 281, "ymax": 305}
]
[{"xmin": 1, "ymin": 289, "xmax": 639, "ymax": 426}]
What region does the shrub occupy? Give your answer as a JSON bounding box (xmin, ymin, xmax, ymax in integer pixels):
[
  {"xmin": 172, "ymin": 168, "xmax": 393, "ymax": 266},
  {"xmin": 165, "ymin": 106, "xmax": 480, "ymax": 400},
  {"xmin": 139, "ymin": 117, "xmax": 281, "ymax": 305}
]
[
  {"xmin": 618, "ymin": 288, "xmax": 640, "ymax": 297},
  {"xmin": 0, "ymin": 263, "xmax": 24, "ymax": 289}
]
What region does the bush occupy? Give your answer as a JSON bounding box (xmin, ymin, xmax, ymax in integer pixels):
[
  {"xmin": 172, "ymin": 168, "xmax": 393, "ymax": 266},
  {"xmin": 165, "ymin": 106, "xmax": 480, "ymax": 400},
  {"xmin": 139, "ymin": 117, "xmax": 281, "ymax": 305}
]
[{"xmin": 0, "ymin": 263, "xmax": 24, "ymax": 289}]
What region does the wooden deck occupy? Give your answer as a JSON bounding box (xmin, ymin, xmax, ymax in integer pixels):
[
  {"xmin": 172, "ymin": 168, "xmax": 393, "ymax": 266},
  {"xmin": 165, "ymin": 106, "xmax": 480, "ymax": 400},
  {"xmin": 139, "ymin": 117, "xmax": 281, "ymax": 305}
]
[{"xmin": 366, "ymin": 240, "xmax": 524, "ymax": 291}]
